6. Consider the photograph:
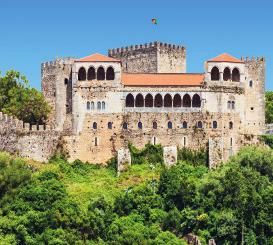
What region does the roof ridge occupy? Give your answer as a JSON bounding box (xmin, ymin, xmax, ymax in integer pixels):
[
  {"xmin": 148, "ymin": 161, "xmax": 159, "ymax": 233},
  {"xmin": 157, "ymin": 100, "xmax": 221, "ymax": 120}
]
[
  {"xmin": 208, "ymin": 53, "xmax": 244, "ymax": 63},
  {"xmin": 76, "ymin": 53, "xmax": 120, "ymax": 62}
]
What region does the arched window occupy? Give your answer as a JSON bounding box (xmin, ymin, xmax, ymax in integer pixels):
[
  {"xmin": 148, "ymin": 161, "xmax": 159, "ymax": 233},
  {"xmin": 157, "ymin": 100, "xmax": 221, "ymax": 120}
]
[
  {"xmin": 91, "ymin": 102, "xmax": 95, "ymax": 110},
  {"xmin": 164, "ymin": 94, "xmax": 172, "ymax": 107},
  {"xmin": 138, "ymin": 122, "xmax": 142, "ymax": 129},
  {"xmin": 78, "ymin": 67, "xmax": 86, "ymax": 81},
  {"xmin": 182, "ymin": 121, "xmax": 187, "ymax": 129},
  {"xmin": 64, "ymin": 78, "xmax": 68, "ymax": 85},
  {"xmin": 135, "ymin": 94, "xmax": 144, "ymax": 107},
  {"xmin": 232, "ymin": 68, "xmax": 240, "ymax": 82},
  {"xmin": 183, "ymin": 94, "xmax": 191, "ymax": 107},
  {"xmin": 94, "ymin": 137, "xmax": 98, "ymax": 146},
  {"xmin": 231, "ymin": 101, "xmax": 235, "ymax": 109},
  {"xmin": 153, "ymin": 121, "xmax": 157, "ymax": 129},
  {"xmin": 212, "ymin": 121, "xmax": 218, "ymax": 129},
  {"xmin": 102, "ymin": 101, "xmax": 105, "ymax": 110},
  {"xmin": 154, "ymin": 94, "xmax": 163, "ymax": 107},
  {"xmin": 229, "ymin": 121, "xmax": 233, "ymax": 129},
  {"xmin": 145, "ymin": 94, "xmax": 153, "ymax": 107},
  {"xmin": 106, "ymin": 67, "xmax": 115, "ymax": 80},
  {"xmin": 192, "ymin": 94, "xmax": 201, "ymax": 108},
  {"xmin": 173, "ymin": 94, "xmax": 182, "ymax": 107},
  {"xmin": 126, "ymin": 94, "xmax": 134, "ymax": 107},
  {"xmin": 108, "ymin": 122, "xmax": 112, "ymax": 129},
  {"xmin": 87, "ymin": 67, "xmax": 96, "ymax": 80},
  {"xmin": 197, "ymin": 121, "xmax": 203, "ymax": 129},
  {"xmin": 97, "ymin": 102, "xmax": 101, "ymax": 110},
  {"xmin": 93, "ymin": 122, "xmax": 97, "ymax": 129},
  {"xmin": 249, "ymin": 80, "xmax": 253, "ymax": 87},
  {"xmin": 123, "ymin": 122, "xmax": 128, "ymax": 130},
  {"xmin": 211, "ymin": 67, "xmax": 220, "ymax": 81},
  {"xmin": 97, "ymin": 67, "xmax": 105, "ymax": 80},
  {"xmin": 87, "ymin": 101, "xmax": 90, "ymax": 110},
  {"xmin": 223, "ymin": 67, "xmax": 231, "ymax": 81},
  {"xmin": 168, "ymin": 121, "xmax": 172, "ymax": 129}
]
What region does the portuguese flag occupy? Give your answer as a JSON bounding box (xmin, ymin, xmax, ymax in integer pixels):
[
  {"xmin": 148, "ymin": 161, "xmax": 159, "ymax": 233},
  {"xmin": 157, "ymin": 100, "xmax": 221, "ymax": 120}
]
[{"xmin": 151, "ymin": 18, "xmax": 157, "ymax": 25}]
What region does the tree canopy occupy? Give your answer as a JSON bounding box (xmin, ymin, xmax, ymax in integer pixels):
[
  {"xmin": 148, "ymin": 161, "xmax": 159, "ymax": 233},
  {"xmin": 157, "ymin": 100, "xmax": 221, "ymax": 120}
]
[
  {"xmin": 0, "ymin": 70, "xmax": 50, "ymax": 124},
  {"xmin": 0, "ymin": 145, "xmax": 273, "ymax": 244}
]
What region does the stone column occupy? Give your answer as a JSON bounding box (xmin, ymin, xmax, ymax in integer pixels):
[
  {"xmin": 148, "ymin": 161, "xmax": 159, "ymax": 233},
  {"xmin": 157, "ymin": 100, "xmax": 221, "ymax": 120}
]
[
  {"xmin": 163, "ymin": 146, "xmax": 177, "ymax": 167},
  {"xmin": 117, "ymin": 148, "xmax": 131, "ymax": 176}
]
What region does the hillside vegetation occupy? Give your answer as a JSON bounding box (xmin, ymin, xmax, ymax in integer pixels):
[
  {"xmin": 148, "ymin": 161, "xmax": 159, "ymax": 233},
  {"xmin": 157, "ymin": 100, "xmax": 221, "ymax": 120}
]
[
  {"xmin": 0, "ymin": 145, "xmax": 273, "ymax": 244},
  {"xmin": 266, "ymin": 91, "xmax": 273, "ymax": 124}
]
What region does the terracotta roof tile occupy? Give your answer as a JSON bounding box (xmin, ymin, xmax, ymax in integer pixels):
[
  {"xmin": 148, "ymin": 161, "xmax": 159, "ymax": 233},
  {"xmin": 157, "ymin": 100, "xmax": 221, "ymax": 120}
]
[
  {"xmin": 208, "ymin": 53, "xmax": 244, "ymax": 63},
  {"xmin": 122, "ymin": 73, "xmax": 204, "ymax": 86},
  {"xmin": 76, "ymin": 53, "xmax": 120, "ymax": 62}
]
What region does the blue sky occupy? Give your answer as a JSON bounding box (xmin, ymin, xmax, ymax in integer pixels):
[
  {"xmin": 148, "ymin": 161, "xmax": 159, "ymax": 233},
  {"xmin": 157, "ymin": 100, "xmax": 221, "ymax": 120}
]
[{"xmin": 0, "ymin": 0, "xmax": 272, "ymax": 90}]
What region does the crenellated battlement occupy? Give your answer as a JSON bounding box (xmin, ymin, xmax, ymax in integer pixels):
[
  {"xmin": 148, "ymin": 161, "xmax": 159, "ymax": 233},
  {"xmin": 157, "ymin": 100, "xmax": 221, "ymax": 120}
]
[
  {"xmin": 41, "ymin": 57, "xmax": 75, "ymax": 68},
  {"xmin": 0, "ymin": 112, "xmax": 51, "ymax": 132},
  {"xmin": 240, "ymin": 56, "xmax": 265, "ymax": 63},
  {"xmin": 108, "ymin": 41, "xmax": 185, "ymax": 55}
]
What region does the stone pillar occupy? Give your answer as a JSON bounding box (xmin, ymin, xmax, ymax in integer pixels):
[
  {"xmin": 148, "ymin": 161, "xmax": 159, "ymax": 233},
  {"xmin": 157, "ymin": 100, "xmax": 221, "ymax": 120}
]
[
  {"xmin": 163, "ymin": 146, "xmax": 177, "ymax": 167},
  {"xmin": 208, "ymin": 138, "xmax": 223, "ymax": 169},
  {"xmin": 220, "ymin": 72, "xmax": 223, "ymax": 82},
  {"xmin": 208, "ymin": 239, "xmax": 216, "ymax": 245},
  {"xmin": 117, "ymin": 148, "xmax": 131, "ymax": 176}
]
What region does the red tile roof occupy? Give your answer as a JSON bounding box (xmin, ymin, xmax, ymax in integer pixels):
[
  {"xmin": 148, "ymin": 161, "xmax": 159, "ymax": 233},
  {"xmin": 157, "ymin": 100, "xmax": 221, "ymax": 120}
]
[
  {"xmin": 76, "ymin": 53, "xmax": 120, "ymax": 62},
  {"xmin": 122, "ymin": 73, "xmax": 204, "ymax": 86},
  {"xmin": 208, "ymin": 53, "xmax": 244, "ymax": 63}
]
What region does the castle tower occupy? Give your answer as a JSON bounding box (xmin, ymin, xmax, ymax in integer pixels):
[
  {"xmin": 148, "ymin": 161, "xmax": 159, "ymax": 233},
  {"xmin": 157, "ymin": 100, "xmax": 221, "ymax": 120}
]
[
  {"xmin": 108, "ymin": 41, "xmax": 186, "ymax": 73},
  {"xmin": 243, "ymin": 57, "xmax": 266, "ymax": 135},
  {"xmin": 41, "ymin": 58, "xmax": 75, "ymax": 131}
]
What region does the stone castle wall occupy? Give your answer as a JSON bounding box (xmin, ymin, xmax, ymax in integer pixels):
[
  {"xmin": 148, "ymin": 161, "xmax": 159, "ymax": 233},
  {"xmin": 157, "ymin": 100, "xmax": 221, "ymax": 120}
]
[
  {"xmin": 108, "ymin": 41, "xmax": 186, "ymax": 73},
  {"xmin": 0, "ymin": 112, "xmax": 60, "ymax": 162},
  {"xmin": 41, "ymin": 58, "xmax": 74, "ymax": 131},
  {"xmin": 243, "ymin": 57, "xmax": 266, "ymax": 135},
  {"xmin": 63, "ymin": 111, "xmax": 245, "ymax": 165}
]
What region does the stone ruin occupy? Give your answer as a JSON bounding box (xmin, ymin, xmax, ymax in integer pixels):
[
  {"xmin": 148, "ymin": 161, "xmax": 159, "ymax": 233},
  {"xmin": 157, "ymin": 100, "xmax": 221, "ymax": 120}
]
[
  {"xmin": 163, "ymin": 146, "xmax": 177, "ymax": 167},
  {"xmin": 117, "ymin": 148, "xmax": 131, "ymax": 176}
]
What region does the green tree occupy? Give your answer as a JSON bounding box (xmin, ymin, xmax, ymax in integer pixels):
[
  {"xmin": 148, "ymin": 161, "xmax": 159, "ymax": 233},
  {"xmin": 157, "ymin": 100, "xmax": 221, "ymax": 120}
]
[
  {"xmin": 0, "ymin": 70, "xmax": 50, "ymax": 124},
  {"xmin": 265, "ymin": 91, "xmax": 273, "ymax": 124}
]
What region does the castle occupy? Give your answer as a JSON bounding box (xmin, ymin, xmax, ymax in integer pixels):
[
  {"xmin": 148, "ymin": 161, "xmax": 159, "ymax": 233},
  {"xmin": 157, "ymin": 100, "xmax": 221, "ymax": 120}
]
[{"xmin": 0, "ymin": 41, "xmax": 266, "ymax": 167}]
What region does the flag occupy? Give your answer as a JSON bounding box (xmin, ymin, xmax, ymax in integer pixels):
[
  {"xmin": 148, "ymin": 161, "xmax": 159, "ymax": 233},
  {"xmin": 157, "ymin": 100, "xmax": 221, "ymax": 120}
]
[{"xmin": 151, "ymin": 18, "xmax": 157, "ymax": 25}]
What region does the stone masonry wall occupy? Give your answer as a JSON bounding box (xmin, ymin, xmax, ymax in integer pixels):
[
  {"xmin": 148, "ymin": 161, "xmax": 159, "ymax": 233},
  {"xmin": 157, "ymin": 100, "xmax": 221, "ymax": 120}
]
[
  {"xmin": 243, "ymin": 57, "xmax": 265, "ymax": 135},
  {"xmin": 64, "ymin": 111, "xmax": 244, "ymax": 165},
  {"xmin": 0, "ymin": 112, "xmax": 60, "ymax": 162},
  {"xmin": 41, "ymin": 58, "xmax": 74, "ymax": 131},
  {"xmin": 108, "ymin": 41, "xmax": 186, "ymax": 73}
]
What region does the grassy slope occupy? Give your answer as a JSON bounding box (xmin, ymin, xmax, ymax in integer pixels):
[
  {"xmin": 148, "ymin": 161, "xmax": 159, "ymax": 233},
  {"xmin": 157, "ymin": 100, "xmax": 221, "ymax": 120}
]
[{"xmin": 26, "ymin": 157, "xmax": 163, "ymax": 209}]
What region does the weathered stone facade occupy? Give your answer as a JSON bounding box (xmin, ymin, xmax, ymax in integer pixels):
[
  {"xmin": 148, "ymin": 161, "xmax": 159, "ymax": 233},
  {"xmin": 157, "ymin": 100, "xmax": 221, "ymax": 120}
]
[
  {"xmin": 0, "ymin": 41, "xmax": 266, "ymax": 166},
  {"xmin": 108, "ymin": 41, "xmax": 186, "ymax": 73},
  {"xmin": 0, "ymin": 112, "xmax": 60, "ymax": 162}
]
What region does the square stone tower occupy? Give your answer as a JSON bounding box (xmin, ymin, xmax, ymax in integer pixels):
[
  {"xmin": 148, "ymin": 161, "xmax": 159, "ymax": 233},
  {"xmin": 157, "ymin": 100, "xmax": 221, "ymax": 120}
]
[{"xmin": 108, "ymin": 41, "xmax": 186, "ymax": 73}]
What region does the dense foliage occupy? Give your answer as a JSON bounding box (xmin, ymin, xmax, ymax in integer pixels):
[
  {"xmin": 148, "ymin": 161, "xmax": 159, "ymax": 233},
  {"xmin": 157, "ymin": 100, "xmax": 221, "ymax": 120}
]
[
  {"xmin": 0, "ymin": 145, "xmax": 273, "ymax": 244},
  {"xmin": 266, "ymin": 91, "xmax": 273, "ymax": 124},
  {"xmin": 261, "ymin": 135, "xmax": 273, "ymax": 149},
  {"xmin": 0, "ymin": 70, "xmax": 50, "ymax": 124}
]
